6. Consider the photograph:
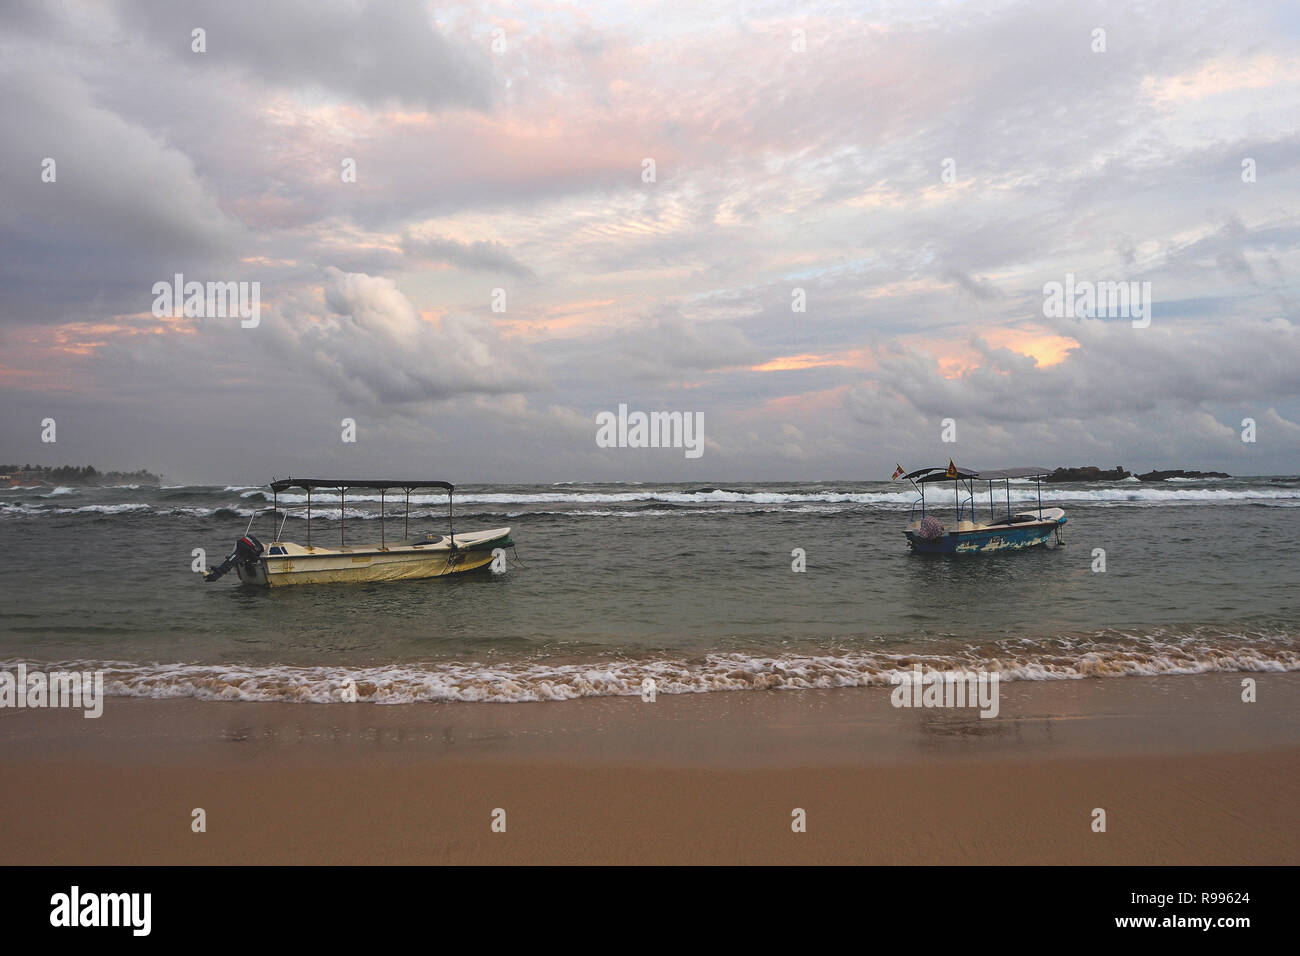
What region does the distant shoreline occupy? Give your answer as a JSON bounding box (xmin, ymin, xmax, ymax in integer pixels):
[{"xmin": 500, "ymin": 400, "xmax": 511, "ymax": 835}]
[{"xmin": 0, "ymin": 465, "xmax": 161, "ymax": 487}]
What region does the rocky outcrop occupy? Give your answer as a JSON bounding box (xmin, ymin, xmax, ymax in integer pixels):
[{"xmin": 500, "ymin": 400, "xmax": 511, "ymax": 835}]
[
  {"xmin": 1042, "ymin": 465, "xmax": 1231, "ymax": 482},
  {"xmin": 1045, "ymin": 466, "xmax": 1131, "ymax": 482},
  {"xmin": 1135, "ymin": 469, "xmax": 1230, "ymax": 482}
]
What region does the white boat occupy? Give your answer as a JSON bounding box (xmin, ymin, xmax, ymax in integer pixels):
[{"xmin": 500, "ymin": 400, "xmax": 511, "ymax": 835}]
[{"xmin": 204, "ymin": 478, "xmax": 512, "ymax": 587}]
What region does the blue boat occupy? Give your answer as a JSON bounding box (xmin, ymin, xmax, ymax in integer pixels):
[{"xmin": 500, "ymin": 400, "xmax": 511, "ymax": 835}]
[{"xmin": 899, "ymin": 465, "xmax": 1066, "ymax": 554}]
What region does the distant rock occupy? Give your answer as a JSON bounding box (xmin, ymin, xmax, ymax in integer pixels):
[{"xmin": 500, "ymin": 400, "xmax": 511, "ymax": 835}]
[
  {"xmin": 1043, "ymin": 465, "xmax": 1232, "ymax": 483},
  {"xmin": 1136, "ymin": 469, "xmax": 1230, "ymax": 482},
  {"xmin": 1045, "ymin": 466, "xmax": 1131, "ymax": 482}
]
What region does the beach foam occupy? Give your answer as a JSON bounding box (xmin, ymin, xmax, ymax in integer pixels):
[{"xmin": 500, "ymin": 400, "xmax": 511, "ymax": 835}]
[{"xmin": 8, "ymin": 630, "xmax": 1295, "ymax": 705}]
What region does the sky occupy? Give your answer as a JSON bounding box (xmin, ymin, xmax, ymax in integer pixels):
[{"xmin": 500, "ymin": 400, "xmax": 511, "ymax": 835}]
[{"xmin": 1, "ymin": 0, "xmax": 1298, "ymax": 484}]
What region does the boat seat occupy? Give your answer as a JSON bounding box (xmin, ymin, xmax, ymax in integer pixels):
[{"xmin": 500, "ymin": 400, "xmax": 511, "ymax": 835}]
[
  {"xmin": 390, "ymin": 534, "xmax": 444, "ymax": 548},
  {"xmin": 987, "ymin": 514, "xmax": 1041, "ymax": 526}
]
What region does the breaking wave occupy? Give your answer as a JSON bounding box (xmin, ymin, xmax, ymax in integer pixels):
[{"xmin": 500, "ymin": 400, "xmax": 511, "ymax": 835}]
[
  {"xmin": 8, "ymin": 629, "xmax": 1296, "ymax": 704},
  {"xmin": 4, "ymin": 483, "xmax": 1299, "ymax": 521}
]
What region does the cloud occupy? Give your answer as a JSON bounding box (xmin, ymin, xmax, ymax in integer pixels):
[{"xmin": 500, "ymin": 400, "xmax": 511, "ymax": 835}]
[
  {"xmin": 403, "ymin": 235, "xmax": 536, "ymax": 278},
  {"xmin": 2, "ymin": 0, "xmax": 1300, "ymax": 481},
  {"xmin": 265, "ymin": 268, "xmax": 544, "ymax": 407},
  {"xmin": 872, "ymin": 318, "xmax": 1300, "ymax": 424},
  {"xmin": 610, "ymin": 312, "xmax": 764, "ymax": 382},
  {"xmin": 0, "ymin": 66, "xmax": 243, "ymax": 323},
  {"xmin": 944, "ymin": 270, "xmax": 1003, "ymax": 301},
  {"xmin": 114, "ymin": 0, "xmax": 493, "ymax": 112}
]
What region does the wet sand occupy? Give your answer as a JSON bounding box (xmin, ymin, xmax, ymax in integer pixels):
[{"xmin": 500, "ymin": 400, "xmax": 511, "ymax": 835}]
[{"xmin": 1, "ymin": 673, "xmax": 1296, "ymax": 864}]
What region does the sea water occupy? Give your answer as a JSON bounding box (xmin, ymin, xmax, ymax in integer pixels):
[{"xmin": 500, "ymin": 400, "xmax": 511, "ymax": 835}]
[{"xmin": 1, "ymin": 477, "xmax": 1296, "ymax": 703}]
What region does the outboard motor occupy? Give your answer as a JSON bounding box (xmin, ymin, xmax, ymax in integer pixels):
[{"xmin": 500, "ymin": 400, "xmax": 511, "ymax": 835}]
[{"xmin": 203, "ymin": 534, "xmax": 265, "ymax": 582}]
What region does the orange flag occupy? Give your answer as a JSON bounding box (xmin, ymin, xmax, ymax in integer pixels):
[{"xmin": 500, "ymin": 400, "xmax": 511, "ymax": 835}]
[
  {"xmin": 891, "ymin": 463, "xmax": 905, "ymax": 480},
  {"xmin": 945, "ymin": 459, "xmax": 957, "ymax": 478}
]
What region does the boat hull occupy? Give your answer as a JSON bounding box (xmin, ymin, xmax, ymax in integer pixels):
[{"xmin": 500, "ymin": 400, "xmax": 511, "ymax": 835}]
[
  {"xmin": 235, "ymin": 529, "xmax": 512, "ymax": 586},
  {"xmin": 905, "ymin": 517, "xmax": 1065, "ymax": 554}
]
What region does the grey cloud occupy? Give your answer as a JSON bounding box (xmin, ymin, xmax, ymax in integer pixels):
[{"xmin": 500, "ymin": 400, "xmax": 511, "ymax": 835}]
[
  {"xmin": 944, "ymin": 271, "xmax": 1003, "ymax": 301},
  {"xmin": 3, "ymin": 0, "xmax": 1300, "ymax": 481},
  {"xmin": 114, "ymin": 0, "xmax": 492, "ymax": 112},
  {"xmin": 872, "ymin": 317, "xmax": 1300, "ymax": 427},
  {"xmin": 403, "ymin": 235, "xmax": 536, "ymax": 278},
  {"xmin": 0, "ymin": 66, "xmax": 243, "ymax": 323},
  {"xmin": 261, "ymin": 268, "xmax": 545, "ymax": 407},
  {"xmin": 610, "ymin": 312, "xmax": 763, "ymax": 382}
]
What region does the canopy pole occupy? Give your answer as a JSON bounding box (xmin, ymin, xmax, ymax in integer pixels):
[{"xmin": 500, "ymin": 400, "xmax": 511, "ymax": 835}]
[
  {"xmin": 404, "ymin": 489, "xmax": 410, "ymax": 539},
  {"xmin": 273, "ymin": 489, "xmax": 278, "ymax": 540},
  {"xmin": 380, "ymin": 489, "xmax": 385, "ymax": 550},
  {"xmin": 340, "ymin": 487, "xmax": 345, "ymax": 548},
  {"xmin": 1006, "ymin": 480, "xmax": 1011, "ymax": 521},
  {"xmin": 448, "ymin": 490, "xmax": 455, "ymax": 549},
  {"xmin": 306, "ymin": 488, "xmax": 311, "ymax": 549},
  {"xmin": 1037, "ymin": 478, "xmax": 1043, "ymax": 519}
]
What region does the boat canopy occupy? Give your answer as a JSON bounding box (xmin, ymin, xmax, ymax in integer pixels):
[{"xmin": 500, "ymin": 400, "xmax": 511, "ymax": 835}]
[
  {"xmin": 263, "ymin": 477, "xmax": 457, "ymax": 549},
  {"xmin": 905, "ymin": 465, "xmax": 978, "ymax": 483},
  {"xmin": 907, "ymin": 466, "xmax": 1049, "ymax": 484},
  {"xmin": 903, "ymin": 465, "xmax": 1055, "ymax": 526},
  {"xmin": 905, "ymin": 466, "xmax": 966, "ymax": 482},
  {"xmin": 268, "ymin": 477, "xmax": 454, "ymax": 492}
]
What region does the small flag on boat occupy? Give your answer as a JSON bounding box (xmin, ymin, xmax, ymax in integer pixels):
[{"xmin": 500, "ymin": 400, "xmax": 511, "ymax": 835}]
[
  {"xmin": 891, "ymin": 463, "xmax": 905, "ymax": 480},
  {"xmin": 945, "ymin": 459, "xmax": 957, "ymax": 478}
]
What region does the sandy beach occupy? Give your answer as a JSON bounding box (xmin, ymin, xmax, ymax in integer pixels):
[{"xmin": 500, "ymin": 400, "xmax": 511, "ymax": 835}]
[{"xmin": 2, "ymin": 672, "xmax": 1296, "ymax": 865}]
